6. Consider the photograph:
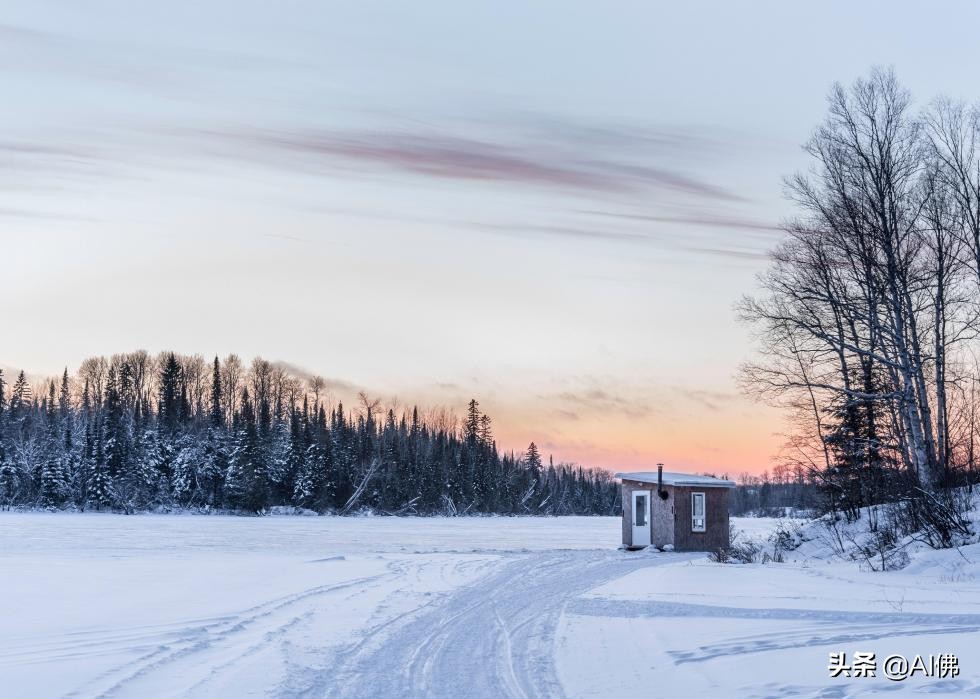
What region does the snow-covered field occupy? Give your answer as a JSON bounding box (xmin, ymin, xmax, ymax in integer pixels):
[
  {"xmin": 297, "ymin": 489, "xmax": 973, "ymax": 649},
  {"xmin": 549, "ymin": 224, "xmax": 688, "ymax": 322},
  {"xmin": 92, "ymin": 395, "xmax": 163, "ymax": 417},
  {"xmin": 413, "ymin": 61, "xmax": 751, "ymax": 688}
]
[{"xmin": 2, "ymin": 513, "xmax": 979, "ymax": 698}]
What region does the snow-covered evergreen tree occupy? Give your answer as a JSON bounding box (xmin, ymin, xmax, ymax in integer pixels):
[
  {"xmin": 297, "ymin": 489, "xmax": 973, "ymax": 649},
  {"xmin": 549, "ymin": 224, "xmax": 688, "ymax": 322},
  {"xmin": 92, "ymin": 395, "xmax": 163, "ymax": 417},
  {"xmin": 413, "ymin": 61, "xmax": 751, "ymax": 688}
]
[
  {"xmin": 0, "ymin": 357, "xmax": 620, "ymax": 517},
  {"xmin": 0, "ymin": 402, "xmax": 17, "ymax": 508},
  {"xmin": 170, "ymin": 439, "xmax": 197, "ymax": 506},
  {"xmin": 225, "ymin": 389, "xmax": 269, "ymax": 512},
  {"xmin": 87, "ymin": 418, "xmax": 114, "ymax": 510},
  {"xmin": 39, "ymin": 457, "xmax": 67, "ymax": 507},
  {"xmin": 198, "ymin": 427, "xmax": 227, "ymax": 507}
]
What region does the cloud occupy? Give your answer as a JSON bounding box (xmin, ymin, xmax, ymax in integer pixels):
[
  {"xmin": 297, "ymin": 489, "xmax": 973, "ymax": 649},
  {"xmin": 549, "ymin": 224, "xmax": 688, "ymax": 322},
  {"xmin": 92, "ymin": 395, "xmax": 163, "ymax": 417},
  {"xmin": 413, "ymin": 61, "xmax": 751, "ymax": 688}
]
[
  {"xmin": 263, "ymin": 233, "xmax": 310, "ymax": 244},
  {"xmin": 683, "ymin": 246, "xmax": 771, "ymax": 262},
  {"xmin": 0, "ymin": 20, "xmax": 307, "ymax": 93},
  {"xmin": 469, "ymin": 220, "xmax": 773, "ymax": 263},
  {"xmin": 0, "ymin": 207, "xmax": 100, "ymax": 222},
  {"xmin": 583, "ymin": 209, "xmax": 781, "ymax": 233},
  {"xmin": 472, "ymin": 221, "xmax": 648, "ymax": 244},
  {"xmin": 201, "ymin": 123, "xmax": 742, "ymax": 202},
  {"xmin": 0, "ymin": 139, "xmax": 118, "ymax": 186},
  {"xmin": 0, "ymin": 138, "xmax": 135, "ymax": 219},
  {"xmin": 0, "ymin": 141, "xmax": 86, "ymax": 158},
  {"xmin": 0, "ymin": 23, "xmax": 53, "ymax": 43},
  {"xmin": 676, "ymin": 387, "xmax": 741, "ymax": 412},
  {"xmin": 515, "ymin": 117, "xmax": 725, "ymax": 156},
  {"xmin": 552, "ymin": 389, "xmax": 653, "ymax": 419}
]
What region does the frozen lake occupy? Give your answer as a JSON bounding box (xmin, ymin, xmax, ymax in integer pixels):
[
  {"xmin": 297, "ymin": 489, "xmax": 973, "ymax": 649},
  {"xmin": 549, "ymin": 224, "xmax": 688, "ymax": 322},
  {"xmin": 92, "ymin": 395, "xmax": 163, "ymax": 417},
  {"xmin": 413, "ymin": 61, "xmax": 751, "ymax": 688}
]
[{"xmin": 2, "ymin": 512, "xmax": 979, "ymax": 697}]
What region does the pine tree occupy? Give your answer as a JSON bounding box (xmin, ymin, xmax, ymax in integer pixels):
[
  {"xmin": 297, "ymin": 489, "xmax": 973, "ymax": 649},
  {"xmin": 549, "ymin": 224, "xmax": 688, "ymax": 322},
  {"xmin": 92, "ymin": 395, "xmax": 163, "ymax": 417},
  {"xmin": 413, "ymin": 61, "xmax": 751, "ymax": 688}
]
[
  {"xmin": 526, "ymin": 442, "xmax": 542, "ymax": 470},
  {"xmin": 0, "ymin": 375, "xmax": 16, "ymax": 508},
  {"xmin": 465, "ymin": 399, "xmax": 480, "ymax": 444},
  {"xmin": 39, "ymin": 455, "xmax": 67, "ymax": 507},
  {"xmin": 226, "ymin": 389, "xmax": 268, "ymax": 513},
  {"xmin": 0, "ymin": 457, "xmax": 16, "ymax": 508},
  {"xmin": 290, "ymin": 405, "xmax": 316, "ymax": 508},
  {"xmin": 45, "ymin": 380, "xmax": 56, "ymax": 422},
  {"xmin": 103, "ymin": 367, "xmax": 128, "ymax": 479},
  {"xmin": 9, "ymin": 371, "xmax": 31, "ymax": 426},
  {"xmin": 87, "ymin": 416, "xmax": 114, "ymax": 510},
  {"xmin": 479, "ymin": 413, "xmax": 493, "ymax": 447},
  {"xmin": 81, "ymin": 378, "xmax": 90, "ymax": 418},
  {"xmin": 119, "ymin": 361, "xmax": 134, "ymax": 415},
  {"xmin": 59, "ymin": 369, "xmax": 72, "ymax": 449},
  {"xmin": 0, "ymin": 369, "xmax": 11, "ymax": 508},
  {"xmin": 267, "ymin": 414, "xmax": 293, "ymax": 501},
  {"xmin": 38, "ymin": 380, "xmax": 67, "ymax": 507},
  {"xmin": 171, "ymin": 439, "xmax": 196, "ymax": 505},
  {"xmin": 210, "ymin": 356, "xmax": 223, "ymax": 428},
  {"xmin": 158, "ymin": 353, "xmax": 182, "ymax": 434},
  {"xmin": 74, "ymin": 417, "xmax": 94, "ymax": 507},
  {"xmin": 199, "ymin": 426, "xmax": 227, "ymax": 507},
  {"xmin": 0, "ymin": 354, "xmax": 624, "ymax": 517}
]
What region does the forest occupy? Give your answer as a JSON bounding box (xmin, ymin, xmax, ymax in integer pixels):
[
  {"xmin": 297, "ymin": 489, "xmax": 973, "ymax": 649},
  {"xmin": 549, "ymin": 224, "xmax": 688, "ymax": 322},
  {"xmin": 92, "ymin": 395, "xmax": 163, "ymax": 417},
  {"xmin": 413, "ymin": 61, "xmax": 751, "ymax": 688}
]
[{"xmin": 0, "ymin": 352, "xmax": 619, "ymax": 516}]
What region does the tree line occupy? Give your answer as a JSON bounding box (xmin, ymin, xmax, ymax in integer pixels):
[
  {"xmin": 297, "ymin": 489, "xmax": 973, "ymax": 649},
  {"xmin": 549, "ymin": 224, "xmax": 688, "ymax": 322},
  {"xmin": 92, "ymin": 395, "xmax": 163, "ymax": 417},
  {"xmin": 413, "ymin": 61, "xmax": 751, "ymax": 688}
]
[
  {"xmin": 740, "ymin": 68, "xmax": 979, "ymax": 539},
  {"xmin": 728, "ymin": 467, "xmax": 818, "ymax": 518},
  {"xmin": 0, "ymin": 351, "xmax": 619, "ymax": 516}
]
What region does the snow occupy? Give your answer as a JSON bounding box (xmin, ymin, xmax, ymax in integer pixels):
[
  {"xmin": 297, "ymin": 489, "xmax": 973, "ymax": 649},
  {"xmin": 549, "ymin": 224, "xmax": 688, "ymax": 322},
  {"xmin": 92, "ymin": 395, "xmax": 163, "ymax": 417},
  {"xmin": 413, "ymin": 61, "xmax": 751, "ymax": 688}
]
[
  {"xmin": 732, "ymin": 515, "xmax": 808, "ymax": 545},
  {"xmin": 564, "ymin": 511, "xmax": 980, "ymax": 697},
  {"xmin": 2, "ymin": 512, "xmax": 980, "ymax": 697},
  {"xmin": 615, "ymin": 471, "xmax": 736, "ymax": 487}
]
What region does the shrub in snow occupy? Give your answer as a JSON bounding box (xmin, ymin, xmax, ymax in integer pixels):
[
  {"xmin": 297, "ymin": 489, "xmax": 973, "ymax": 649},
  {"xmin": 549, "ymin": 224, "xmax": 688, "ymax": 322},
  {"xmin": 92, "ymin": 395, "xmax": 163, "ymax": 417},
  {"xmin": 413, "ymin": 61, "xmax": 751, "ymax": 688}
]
[
  {"xmin": 711, "ymin": 540, "xmax": 763, "ymax": 564},
  {"xmin": 711, "ymin": 524, "xmax": 785, "ymax": 564},
  {"xmin": 895, "ymin": 488, "xmax": 973, "ymax": 549},
  {"xmin": 771, "ymin": 521, "xmax": 807, "ymax": 552},
  {"xmin": 816, "ymin": 489, "xmax": 977, "ymax": 572},
  {"xmin": 848, "ymin": 524, "xmax": 909, "ymax": 571}
]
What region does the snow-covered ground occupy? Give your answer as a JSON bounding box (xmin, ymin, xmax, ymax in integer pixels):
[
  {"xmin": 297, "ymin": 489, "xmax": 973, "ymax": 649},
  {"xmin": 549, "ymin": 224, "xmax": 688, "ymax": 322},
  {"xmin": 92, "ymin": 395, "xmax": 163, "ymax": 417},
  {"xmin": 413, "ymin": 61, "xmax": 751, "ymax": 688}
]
[
  {"xmin": 731, "ymin": 515, "xmax": 808, "ymax": 544},
  {"xmin": 2, "ymin": 513, "xmax": 979, "ymax": 698}
]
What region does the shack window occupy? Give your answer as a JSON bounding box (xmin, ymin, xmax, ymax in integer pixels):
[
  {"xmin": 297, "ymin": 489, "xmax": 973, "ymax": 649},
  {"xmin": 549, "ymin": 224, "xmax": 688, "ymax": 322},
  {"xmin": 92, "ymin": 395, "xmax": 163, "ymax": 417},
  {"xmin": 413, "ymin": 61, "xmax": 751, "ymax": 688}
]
[
  {"xmin": 691, "ymin": 492, "xmax": 706, "ymax": 532},
  {"xmin": 635, "ymin": 494, "xmax": 647, "ymax": 526}
]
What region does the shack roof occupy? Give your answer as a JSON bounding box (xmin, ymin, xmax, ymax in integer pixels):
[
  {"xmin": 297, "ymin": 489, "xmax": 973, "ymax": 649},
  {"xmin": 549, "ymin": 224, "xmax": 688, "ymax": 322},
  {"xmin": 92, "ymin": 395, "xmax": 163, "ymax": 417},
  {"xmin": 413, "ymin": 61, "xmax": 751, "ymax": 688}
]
[{"xmin": 615, "ymin": 471, "xmax": 736, "ymax": 488}]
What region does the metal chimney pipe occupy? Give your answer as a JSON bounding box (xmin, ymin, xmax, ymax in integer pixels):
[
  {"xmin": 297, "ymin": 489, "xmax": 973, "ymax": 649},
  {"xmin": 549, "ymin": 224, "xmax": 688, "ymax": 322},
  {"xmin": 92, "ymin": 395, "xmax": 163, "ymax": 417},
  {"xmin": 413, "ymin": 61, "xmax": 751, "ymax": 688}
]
[{"xmin": 657, "ymin": 463, "xmax": 665, "ymax": 498}]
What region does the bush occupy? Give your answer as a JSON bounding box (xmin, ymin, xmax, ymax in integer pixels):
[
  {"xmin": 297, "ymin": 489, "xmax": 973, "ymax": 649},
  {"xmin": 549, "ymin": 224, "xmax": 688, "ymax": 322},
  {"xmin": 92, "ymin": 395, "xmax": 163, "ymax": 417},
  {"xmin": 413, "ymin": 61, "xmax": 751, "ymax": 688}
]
[
  {"xmin": 851, "ymin": 523, "xmax": 909, "ymax": 571},
  {"xmin": 771, "ymin": 521, "xmax": 808, "ymax": 552},
  {"xmin": 712, "ymin": 523, "xmax": 784, "ymax": 564},
  {"xmin": 894, "ymin": 488, "xmax": 972, "ymax": 549}
]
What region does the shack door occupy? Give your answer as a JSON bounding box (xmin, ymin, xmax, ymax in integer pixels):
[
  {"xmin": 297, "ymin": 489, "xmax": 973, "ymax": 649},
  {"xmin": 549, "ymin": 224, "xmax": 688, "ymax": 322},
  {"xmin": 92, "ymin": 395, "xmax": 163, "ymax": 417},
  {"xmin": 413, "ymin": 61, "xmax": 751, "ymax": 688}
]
[{"xmin": 631, "ymin": 490, "xmax": 651, "ymax": 547}]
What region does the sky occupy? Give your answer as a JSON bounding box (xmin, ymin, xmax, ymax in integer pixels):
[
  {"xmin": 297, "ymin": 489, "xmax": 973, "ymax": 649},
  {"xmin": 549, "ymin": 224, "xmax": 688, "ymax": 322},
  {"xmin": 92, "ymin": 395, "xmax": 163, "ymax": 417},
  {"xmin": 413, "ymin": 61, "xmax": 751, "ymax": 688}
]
[{"xmin": 4, "ymin": 1, "xmax": 980, "ymax": 476}]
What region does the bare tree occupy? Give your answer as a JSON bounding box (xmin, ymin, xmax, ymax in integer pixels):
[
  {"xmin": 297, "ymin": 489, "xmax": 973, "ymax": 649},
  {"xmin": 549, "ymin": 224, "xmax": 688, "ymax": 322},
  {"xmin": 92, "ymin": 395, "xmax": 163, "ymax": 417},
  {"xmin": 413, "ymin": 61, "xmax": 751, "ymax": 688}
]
[
  {"xmin": 308, "ymin": 376, "xmax": 325, "ymax": 409},
  {"xmin": 78, "ymin": 356, "xmax": 108, "ymax": 406},
  {"xmin": 923, "ymin": 99, "xmax": 980, "ymax": 287},
  {"xmin": 741, "ymin": 68, "xmax": 980, "ymax": 509},
  {"xmin": 357, "ymin": 391, "xmax": 381, "ymax": 425},
  {"xmin": 221, "ymin": 354, "xmax": 244, "ymax": 423}
]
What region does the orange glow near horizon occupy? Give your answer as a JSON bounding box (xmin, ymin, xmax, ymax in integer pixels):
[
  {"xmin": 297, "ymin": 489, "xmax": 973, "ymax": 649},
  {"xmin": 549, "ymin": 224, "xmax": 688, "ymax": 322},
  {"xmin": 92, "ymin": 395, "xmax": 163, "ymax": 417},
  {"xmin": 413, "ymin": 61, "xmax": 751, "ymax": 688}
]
[{"xmin": 473, "ymin": 392, "xmax": 785, "ymax": 478}]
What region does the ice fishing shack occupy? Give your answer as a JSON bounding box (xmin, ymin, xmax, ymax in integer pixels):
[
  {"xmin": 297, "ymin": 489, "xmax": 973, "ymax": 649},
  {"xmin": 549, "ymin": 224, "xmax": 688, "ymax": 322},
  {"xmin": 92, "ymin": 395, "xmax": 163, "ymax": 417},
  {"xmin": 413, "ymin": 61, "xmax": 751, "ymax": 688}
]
[{"xmin": 616, "ymin": 466, "xmax": 735, "ymax": 551}]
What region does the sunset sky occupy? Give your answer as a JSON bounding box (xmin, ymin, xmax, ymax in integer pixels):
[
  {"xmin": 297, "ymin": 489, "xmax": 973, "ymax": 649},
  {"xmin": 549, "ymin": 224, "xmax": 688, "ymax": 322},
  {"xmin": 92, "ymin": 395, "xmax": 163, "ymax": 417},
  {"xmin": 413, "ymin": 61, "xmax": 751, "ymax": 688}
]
[{"xmin": 5, "ymin": 1, "xmax": 980, "ymax": 475}]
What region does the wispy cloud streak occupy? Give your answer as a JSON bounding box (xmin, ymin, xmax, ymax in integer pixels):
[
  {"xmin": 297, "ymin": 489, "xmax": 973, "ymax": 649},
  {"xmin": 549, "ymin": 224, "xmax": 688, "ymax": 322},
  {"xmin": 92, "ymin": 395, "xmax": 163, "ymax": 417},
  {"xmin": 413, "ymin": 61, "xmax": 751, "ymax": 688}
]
[
  {"xmin": 584, "ymin": 209, "xmax": 781, "ymax": 233},
  {"xmin": 202, "ymin": 126, "xmax": 742, "ymax": 201}
]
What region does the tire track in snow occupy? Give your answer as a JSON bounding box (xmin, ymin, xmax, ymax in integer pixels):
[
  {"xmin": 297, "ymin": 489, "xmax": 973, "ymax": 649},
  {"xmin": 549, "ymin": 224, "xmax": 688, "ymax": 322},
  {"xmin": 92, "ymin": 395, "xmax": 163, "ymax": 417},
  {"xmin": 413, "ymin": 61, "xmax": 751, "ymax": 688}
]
[
  {"xmin": 61, "ymin": 571, "xmax": 390, "ymax": 699},
  {"xmin": 494, "ymin": 608, "xmax": 527, "ymax": 699},
  {"xmin": 568, "ymin": 597, "xmax": 980, "ymax": 625},
  {"xmin": 566, "ymin": 598, "xmax": 980, "ymax": 665},
  {"xmin": 323, "ymin": 550, "xmax": 682, "ymax": 699}
]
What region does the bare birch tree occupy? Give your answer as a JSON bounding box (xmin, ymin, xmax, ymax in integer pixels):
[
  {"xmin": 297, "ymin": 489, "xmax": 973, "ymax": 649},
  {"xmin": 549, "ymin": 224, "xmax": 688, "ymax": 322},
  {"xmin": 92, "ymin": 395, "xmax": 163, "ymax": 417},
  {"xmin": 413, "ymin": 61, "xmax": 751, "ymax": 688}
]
[{"xmin": 741, "ymin": 68, "xmax": 980, "ymax": 509}]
